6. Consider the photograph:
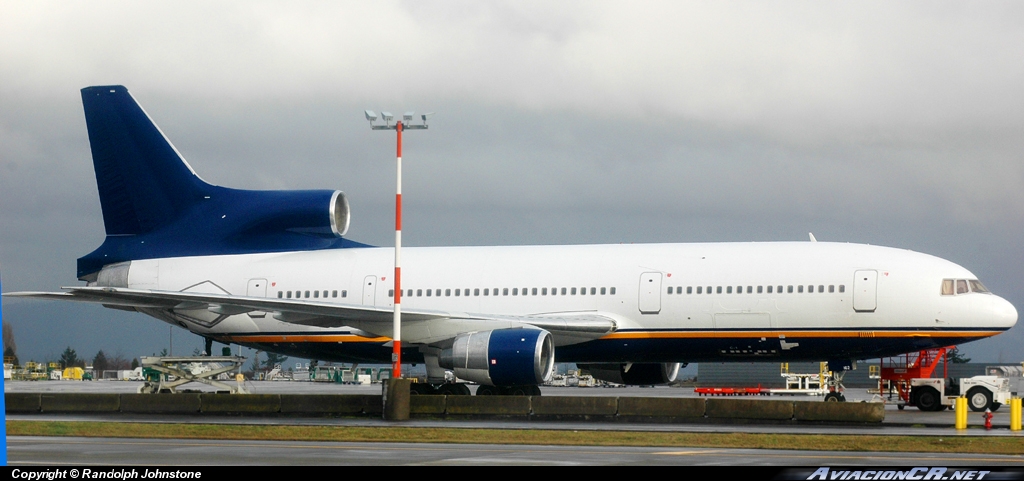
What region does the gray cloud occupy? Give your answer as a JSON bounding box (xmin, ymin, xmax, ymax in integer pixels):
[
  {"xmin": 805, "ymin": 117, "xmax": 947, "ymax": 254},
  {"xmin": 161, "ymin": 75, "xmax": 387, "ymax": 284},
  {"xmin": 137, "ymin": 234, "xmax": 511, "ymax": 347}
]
[{"xmin": 1, "ymin": 1, "xmax": 1021, "ymax": 362}]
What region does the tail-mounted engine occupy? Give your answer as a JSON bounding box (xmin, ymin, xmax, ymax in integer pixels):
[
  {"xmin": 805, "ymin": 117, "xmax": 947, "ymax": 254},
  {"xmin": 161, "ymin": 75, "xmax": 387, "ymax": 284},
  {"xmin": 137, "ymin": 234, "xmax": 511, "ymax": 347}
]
[
  {"xmin": 439, "ymin": 328, "xmax": 555, "ymax": 386},
  {"xmin": 582, "ymin": 362, "xmax": 681, "ymax": 385}
]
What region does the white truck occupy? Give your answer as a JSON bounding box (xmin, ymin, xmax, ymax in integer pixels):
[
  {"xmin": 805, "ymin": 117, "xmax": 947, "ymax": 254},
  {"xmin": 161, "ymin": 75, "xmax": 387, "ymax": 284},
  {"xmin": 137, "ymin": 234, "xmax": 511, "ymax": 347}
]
[{"xmin": 909, "ymin": 376, "xmax": 1011, "ymax": 412}]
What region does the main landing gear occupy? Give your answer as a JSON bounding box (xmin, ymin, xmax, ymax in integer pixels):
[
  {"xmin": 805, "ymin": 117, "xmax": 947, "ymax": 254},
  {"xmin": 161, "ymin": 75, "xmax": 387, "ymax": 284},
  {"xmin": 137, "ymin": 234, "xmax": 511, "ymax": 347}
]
[{"xmin": 409, "ymin": 383, "xmax": 542, "ymax": 396}]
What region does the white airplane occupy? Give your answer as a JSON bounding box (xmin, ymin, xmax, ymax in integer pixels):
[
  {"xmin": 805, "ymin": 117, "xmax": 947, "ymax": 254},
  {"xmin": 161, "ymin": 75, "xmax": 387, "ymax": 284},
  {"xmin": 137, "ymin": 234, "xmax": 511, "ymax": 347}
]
[{"xmin": 6, "ymin": 86, "xmax": 1018, "ymax": 398}]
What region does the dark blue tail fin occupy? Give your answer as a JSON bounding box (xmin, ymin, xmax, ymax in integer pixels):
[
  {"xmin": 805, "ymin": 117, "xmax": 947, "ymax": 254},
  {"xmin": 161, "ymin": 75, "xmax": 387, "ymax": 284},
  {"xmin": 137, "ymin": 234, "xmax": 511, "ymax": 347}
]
[
  {"xmin": 77, "ymin": 86, "xmax": 363, "ymax": 280},
  {"xmin": 81, "ymin": 86, "xmax": 212, "ymax": 235}
]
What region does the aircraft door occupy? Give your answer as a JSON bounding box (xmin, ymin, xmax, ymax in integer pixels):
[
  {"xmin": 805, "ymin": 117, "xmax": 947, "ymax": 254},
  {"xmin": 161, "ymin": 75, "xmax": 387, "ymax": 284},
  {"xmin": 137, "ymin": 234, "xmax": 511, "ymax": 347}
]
[
  {"xmin": 638, "ymin": 272, "xmax": 662, "ymax": 314},
  {"xmin": 246, "ymin": 278, "xmax": 268, "ymax": 319},
  {"xmin": 853, "ymin": 269, "xmax": 877, "ymax": 312},
  {"xmin": 363, "ymin": 275, "xmax": 377, "ymax": 306}
]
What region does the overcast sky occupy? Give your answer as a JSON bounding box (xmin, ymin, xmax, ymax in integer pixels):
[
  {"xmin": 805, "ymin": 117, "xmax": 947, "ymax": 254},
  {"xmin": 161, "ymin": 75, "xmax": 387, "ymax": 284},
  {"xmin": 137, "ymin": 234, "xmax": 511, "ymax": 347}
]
[{"xmin": 1, "ymin": 1, "xmax": 1022, "ymax": 365}]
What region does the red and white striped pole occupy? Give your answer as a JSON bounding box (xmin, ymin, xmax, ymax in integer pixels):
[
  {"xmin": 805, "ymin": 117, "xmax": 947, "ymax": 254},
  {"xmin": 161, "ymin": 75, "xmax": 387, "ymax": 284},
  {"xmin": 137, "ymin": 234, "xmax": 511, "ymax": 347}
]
[
  {"xmin": 392, "ymin": 121, "xmax": 403, "ymax": 378},
  {"xmin": 365, "ymin": 110, "xmax": 428, "ymax": 380}
]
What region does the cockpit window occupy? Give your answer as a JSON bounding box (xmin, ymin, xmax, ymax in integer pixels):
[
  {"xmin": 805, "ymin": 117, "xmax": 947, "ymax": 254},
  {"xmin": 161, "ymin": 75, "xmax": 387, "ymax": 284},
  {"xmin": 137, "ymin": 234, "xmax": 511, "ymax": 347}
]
[
  {"xmin": 942, "ymin": 278, "xmax": 991, "ymax": 295},
  {"xmin": 969, "ymin": 280, "xmax": 990, "ymax": 293}
]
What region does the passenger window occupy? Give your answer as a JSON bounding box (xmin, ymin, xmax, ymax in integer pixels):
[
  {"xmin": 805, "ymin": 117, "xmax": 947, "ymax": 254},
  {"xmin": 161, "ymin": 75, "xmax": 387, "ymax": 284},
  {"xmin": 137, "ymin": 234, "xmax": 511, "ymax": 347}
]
[
  {"xmin": 687, "ymin": 286, "xmax": 693, "ymax": 294},
  {"xmin": 798, "ymin": 285, "xmax": 804, "ymax": 293},
  {"xmin": 767, "ymin": 286, "xmax": 772, "ymax": 294},
  {"xmin": 716, "ymin": 286, "xmax": 722, "ymax": 294},
  {"xmin": 818, "ymin": 285, "xmax": 824, "ymax": 293},
  {"xmin": 727, "ymin": 286, "xmax": 733, "ymax": 294},
  {"xmin": 706, "ymin": 286, "xmax": 712, "ymax": 294},
  {"xmin": 388, "ymin": 289, "xmax": 394, "ymax": 297},
  {"xmin": 455, "ymin": 289, "xmax": 460, "ymax": 297},
  {"xmin": 475, "ymin": 288, "xmax": 480, "ymax": 296},
  {"xmin": 828, "ymin": 285, "xmax": 834, "ymax": 293},
  {"xmin": 737, "ymin": 286, "xmax": 742, "ymax": 293},
  {"xmin": 581, "ymin": 288, "xmax": 587, "ymax": 296},
  {"xmin": 531, "ymin": 288, "xmax": 537, "ymax": 295},
  {"xmin": 956, "ymin": 280, "xmax": 968, "ymax": 294},
  {"xmin": 426, "ymin": 289, "xmax": 432, "ymax": 297},
  {"xmin": 503, "ymin": 288, "xmax": 509, "ymax": 296},
  {"xmin": 561, "ymin": 288, "xmax": 567, "ymax": 295},
  {"xmin": 446, "ymin": 289, "xmax": 451, "ymax": 297},
  {"xmin": 746, "ymin": 286, "xmax": 752, "ymax": 294},
  {"xmin": 756, "ymin": 286, "xmax": 762, "ymax": 294},
  {"xmin": 787, "ymin": 286, "xmax": 793, "ymax": 293},
  {"xmin": 332, "ymin": 290, "xmax": 338, "ymax": 298},
  {"xmin": 513, "ymin": 288, "xmax": 518, "ymax": 296},
  {"xmin": 277, "ymin": 291, "xmax": 283, "ymax": 298},
  {"xmin": 601, "ymin": 287, "xmax": 607, "ymax": 295},
  {"xmin": 697, "ymin": 286, "xmax": 702, "ymax": 294},
  {"xmin": 838, "ymin": 285, "xmax": 845, "ymax": 293},
  {"xmin": 483, "ymin": 288, "xmax": 489, "ymax": 296},
  {"xmin": 777, "ymin": 285, "xmax": 783, "ymax": 293},
  {"xmin": 543, "ymin": 288, "xmax": 548, "ymax": 296},
  {"xmin": 571, "ymin": 287, "xmax": 577, "ymax": 295},
  {"xmin": 305, "ymin": 291, "xmax": 310, "ymax": 298},
  {"xmin": 610, "ymin": 287, "xmax": 616, "ymax": 295},
  {"xmin": 667, "ymin": 287, "xmax": 673, "ymax": 294},
  {"xmin": 314, "ymin": 291, "xmax": 319, "ymax": 298},
  {"xmin": 590, "ymin": 287, "xmax": 596, "ymax": 295}
]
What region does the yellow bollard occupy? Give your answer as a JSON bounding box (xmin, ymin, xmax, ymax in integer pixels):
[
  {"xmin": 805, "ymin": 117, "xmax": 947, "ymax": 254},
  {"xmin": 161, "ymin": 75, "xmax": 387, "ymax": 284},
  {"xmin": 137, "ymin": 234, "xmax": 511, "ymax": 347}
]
[
  {"xmin": 1011, "ymin": 397, "xmax": 1022, "ymax": 432},
  {"xmin": 955, "ymin": 397, "xmax": 967, "ymax": 430}
]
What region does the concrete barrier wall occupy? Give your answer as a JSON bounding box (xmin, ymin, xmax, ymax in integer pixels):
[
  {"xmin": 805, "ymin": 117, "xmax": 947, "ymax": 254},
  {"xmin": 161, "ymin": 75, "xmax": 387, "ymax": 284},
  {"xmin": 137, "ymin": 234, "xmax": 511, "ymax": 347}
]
[
  {"xmin": 5, "ymin": 393, "xmax": 41, "ymax": 413},
  {"xmin": 120, "ymin": 394, "xmax": 201, "ymax": 414},
  {"xmin": 532, "ymin": 396, "xmax": 617, "ymax": 418},
  {"xmin": 6, "ymin": 393, "xmax": 883, "ymax": 424},
  {"xmin": 445, "ymin": 396, "xmax": 530, "ymax": 416},
  {"xmin": 40, "ymin": 393, "xmax": 120, "ymax": 413},
  {"xmin": 280, "ymin": 394, "xmax": 381, "ymax": 415},
  {"xmin": 200, "ymin": 394, "xmax": 281, "ymax": 414},
  {"xmin": 617, "ymin": 397, "xmax": 705, "ymax": 418},
  {"xmin": 410, "ymin": 395, "xmax": 446, "ymax": 415},
  {"xmin": 706, "ymin": 399, "xmax": 794, "ymax": 420},
  {"xmin": 793, "ymin": 400, "xmax": 885, "ymax": 423}
]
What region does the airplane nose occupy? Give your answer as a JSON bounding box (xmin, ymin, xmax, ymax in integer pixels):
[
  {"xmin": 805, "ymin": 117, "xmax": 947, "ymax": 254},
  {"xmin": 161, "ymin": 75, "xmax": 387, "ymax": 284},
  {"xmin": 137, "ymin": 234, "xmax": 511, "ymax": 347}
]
[{"xmin": 992, "ymin": 295, "xmax": 1018, "ymax": 329}]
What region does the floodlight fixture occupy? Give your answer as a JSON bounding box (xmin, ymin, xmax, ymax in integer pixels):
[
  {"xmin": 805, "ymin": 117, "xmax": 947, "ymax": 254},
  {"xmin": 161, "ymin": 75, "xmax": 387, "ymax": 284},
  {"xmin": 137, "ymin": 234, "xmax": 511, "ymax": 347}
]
[
  {"xmin": 403, "ymin": 112, "xmax": 414, "ymax": 123},
  {"xmin": 381, "ymin": 111, "xmax": 394, "ymax": 126},
  {"xmin": 364, "ymin": 110, "xmax": 378, "ymax": 122},
  {"xmin": 421, "ymin": 112, "xmax": 434, "ymax": 124}
]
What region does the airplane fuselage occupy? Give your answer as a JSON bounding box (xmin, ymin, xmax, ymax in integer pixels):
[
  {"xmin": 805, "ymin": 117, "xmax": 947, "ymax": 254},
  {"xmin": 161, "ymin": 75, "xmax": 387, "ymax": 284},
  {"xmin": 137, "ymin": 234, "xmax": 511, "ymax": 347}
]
[{"xmin": 122, "ymin": 241, "xmax": 1016, "ymax": 365}]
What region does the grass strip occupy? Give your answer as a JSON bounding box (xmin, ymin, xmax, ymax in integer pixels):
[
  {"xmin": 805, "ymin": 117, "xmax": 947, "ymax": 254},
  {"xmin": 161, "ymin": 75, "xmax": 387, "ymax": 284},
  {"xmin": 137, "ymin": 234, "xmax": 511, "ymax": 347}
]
[{"xmin": 7, "ymin": 420, "xmax": 1024, "ymax": 454}]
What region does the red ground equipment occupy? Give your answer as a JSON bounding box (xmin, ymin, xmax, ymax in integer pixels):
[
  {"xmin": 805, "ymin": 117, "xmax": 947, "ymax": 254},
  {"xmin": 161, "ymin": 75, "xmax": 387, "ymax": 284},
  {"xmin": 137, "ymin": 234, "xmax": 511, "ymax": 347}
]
[{"xmin": 877, "ymin": 347, "xmax": 949, "ymax": 407}]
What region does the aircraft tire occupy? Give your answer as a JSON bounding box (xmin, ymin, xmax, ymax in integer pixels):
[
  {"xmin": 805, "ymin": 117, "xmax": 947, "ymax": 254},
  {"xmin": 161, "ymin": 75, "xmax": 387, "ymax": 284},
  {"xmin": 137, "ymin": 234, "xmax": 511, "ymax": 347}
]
[
  {"xmin": 914, "ymin": 386, "xmax": 942, "ymax": 412},
  {"xmin": 824, "ymin": 392, "xmax": 844, "ymax": 402},
  {"xmin": 506, "ymin": 385, "xmax": 533, "ymax": 396},
  {"xmin": 475, "ymin": 385, "xmax": 502, "ymax": 396},
  {"xmin": 439, "ymin": 383, "xmax": 471, "ymax": 395},
  {"xmin": 967, "ymin": 387, "xmax": 993, "ymax": 412}
]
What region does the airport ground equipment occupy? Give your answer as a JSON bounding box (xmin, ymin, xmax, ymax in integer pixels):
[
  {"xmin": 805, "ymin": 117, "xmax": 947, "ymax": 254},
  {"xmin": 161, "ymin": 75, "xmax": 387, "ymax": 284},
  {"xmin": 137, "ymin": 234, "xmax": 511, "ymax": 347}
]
[
  {"xmin": 137, "ymin": 356, "xmax": 248, "ymax": 394},
  {"xmin": 769, "ymin": 362, "xmax": 829, "ymax": 396},
  {"xmin": 910, "ymin": 375, "xmax": 1012, "ymax": 412},
  {"xmin": 875, "ymin": 347, "xmax": 949, "ymax": 409}
]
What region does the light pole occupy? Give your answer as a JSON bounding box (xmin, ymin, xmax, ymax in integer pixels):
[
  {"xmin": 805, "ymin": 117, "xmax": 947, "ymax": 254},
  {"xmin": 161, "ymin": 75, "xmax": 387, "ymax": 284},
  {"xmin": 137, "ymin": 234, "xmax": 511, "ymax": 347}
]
[{"xmin": 364, "ymin": 110, "xmax": 430, "ymax": 378}]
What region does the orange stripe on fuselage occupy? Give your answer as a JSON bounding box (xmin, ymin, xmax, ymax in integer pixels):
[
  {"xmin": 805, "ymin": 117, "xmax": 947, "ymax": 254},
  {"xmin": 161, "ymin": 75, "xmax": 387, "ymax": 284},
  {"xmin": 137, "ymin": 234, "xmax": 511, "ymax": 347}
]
[
  {"xmin": 601, "ymin": 331, "xmax": 1001, "ymax": 340},
  {"xmin": 221, "ymin": 335, "xmax": 391, "ymax": 343}
]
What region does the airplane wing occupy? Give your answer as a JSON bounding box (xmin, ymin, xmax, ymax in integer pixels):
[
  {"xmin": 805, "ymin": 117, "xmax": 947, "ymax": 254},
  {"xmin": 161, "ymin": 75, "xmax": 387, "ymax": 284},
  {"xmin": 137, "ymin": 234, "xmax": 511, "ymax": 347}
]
[{"xmin": 5, "ymin": 287, "xmax": 617, "ymax": 346}]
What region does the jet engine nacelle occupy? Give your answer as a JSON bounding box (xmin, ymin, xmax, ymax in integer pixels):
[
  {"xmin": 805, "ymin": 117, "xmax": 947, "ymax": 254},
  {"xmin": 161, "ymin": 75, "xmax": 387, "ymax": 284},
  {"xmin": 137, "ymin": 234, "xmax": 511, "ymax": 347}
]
[
  {"xmin": 582, "ymin": 362, "xmax": 681, "ymax": 385},
  {"xmin": 439, "ymin": 328, "xmax": 555, "ymax": 386}
]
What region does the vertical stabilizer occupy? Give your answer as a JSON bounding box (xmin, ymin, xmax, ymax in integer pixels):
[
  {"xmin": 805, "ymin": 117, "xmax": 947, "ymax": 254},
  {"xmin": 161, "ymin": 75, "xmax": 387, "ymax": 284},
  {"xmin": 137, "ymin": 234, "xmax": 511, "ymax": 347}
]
[{"xmin": 81, "ymin": 86, "xmax": 211, "ymax": 235}]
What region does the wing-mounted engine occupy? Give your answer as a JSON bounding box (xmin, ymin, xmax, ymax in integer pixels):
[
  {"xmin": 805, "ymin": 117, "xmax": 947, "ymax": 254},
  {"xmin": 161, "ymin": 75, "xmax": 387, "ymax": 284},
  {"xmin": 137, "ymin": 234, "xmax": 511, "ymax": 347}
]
[
  {"xmin": 582, "ymin": 362, "xmax": 681, "ymax": 385},
  {"xmin": 439, "ymin": 329, "xmax": 555, "ymax": 386}
]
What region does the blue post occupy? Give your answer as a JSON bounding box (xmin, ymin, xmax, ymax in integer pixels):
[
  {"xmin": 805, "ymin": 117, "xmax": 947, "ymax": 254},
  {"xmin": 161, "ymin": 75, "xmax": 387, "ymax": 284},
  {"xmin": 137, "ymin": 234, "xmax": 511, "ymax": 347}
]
[{"xmin": 1, "ymin": 268, "xmax": 8, "ymax": 465}]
